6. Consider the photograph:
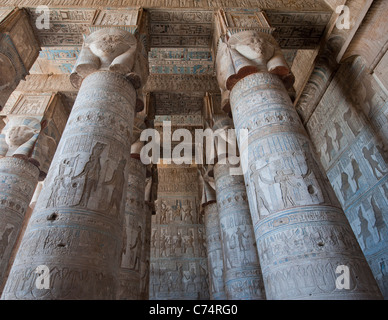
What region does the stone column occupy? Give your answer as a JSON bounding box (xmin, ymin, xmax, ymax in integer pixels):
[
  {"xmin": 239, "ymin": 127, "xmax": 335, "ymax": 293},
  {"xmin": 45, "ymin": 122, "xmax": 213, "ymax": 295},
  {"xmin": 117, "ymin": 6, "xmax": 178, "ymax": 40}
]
[
  {"xmin": 117, "ymin": 151, "xmax": 147, "ymax": 300},
  {"xmin": 216, "ymin": 30, "xmax": 383, "ymax": 299},
  {"xmin": 200, "ymin": 166, "xmax": 227, "ymax": 300},
  {"xmin": 0, "ymin": 8, "xmax": 40, "ymax": 110},
  {"xmin": 2, "ymin": 28, "xmax": 147, "ymax": 300},
  {"xmin": 140, "ymin": 172, "xmax": 154, "ymax": 300},
  {"xmin": 0, "ymin": 158, "xmax": 39, "ymax": 288},
  {"xmin": 0, "ymin": 93, "xmax": 68, "ymax": 291},
  {"xmin": 213, "ymin": 159, "xmax": 266, "ymax": 300}
]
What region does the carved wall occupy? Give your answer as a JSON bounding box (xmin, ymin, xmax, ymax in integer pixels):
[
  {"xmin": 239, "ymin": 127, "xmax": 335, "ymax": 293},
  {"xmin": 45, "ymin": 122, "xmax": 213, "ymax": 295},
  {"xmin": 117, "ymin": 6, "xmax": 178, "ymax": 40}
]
[
  {"xmin": 150, "ymin": 163, "xmax": 209, "ymax": 300},
  {"xmin": 306, "ymin": 56, "xmax": 388, "ymax": 298}
]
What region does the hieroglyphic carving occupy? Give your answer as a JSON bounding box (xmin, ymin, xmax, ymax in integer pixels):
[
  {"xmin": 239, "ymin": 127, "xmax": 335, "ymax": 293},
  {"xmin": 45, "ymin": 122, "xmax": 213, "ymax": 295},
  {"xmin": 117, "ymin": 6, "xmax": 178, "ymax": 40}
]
[
  {"xmin": 118, "ymin": 157, "xmax": 147, "ymax": 300},
  {"xmin": 228, "ymin": 68, "xmax": 382, "ymax": 299},
  {"xmin": 150, "ymin": 164, "xmax": 209, "ymax": 300},
  {"xmin": 1, "ymin": 0, "xmax": 332, "ymax": 11},
  {"xmin": 144, "ymin": 74, "xmax": 220, "ymax": 93},
  {"xmin": 149, "ymin": 9, "xmax": 213, "ymax": 48},
  {"xmin": 0, "ymin": 157, "xmax": 39, "ymax": 287},
  {"xmin": 203, "ymin": 202, "xmax": 226, "ymax": 300},
  {"xmin": 151, "ymin": 92, "xmax": 203, "ymax": 115},
  {"xmin": 148, "ymin": 48, "xmax": 213, "ymax": 75},
  {"xmin": 307, "ymin": 57, "xmax": 388, "ymax": 298},
  {"xmin": 3, "ymin": 32, "xmax": 139, "ymax": 298},
  {"xmin": 28, "ymin": 8, "xmax": 96, "ymax": 46},
  {"xmin": 214, "ymin": 161, "xmax": 265, "ymax": 300}
]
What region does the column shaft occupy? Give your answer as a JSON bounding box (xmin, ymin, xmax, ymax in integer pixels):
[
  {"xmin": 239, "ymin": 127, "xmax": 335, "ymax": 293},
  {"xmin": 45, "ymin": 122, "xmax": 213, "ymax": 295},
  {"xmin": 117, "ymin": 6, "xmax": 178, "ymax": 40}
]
[
  {"xmin": 2, "ymin": 70, "xmax": 136, "ymax": 299},
  {"xmin": 231, "ymin": 72, "xmax": 382, "ymax": 299},
  {"xmin": 214, "ymin": 162, "xmax": 265, "ymax": 300},
  {"xmin": 117, "ymin": 157, "xmax": 146, "ymax": 300},
  {"xmin": 0, "ymin": 158, "xmax": 39, "ymax": 287},
  {"xmin": 140, "ymin": 202, "xmax": 152, "ymax": 300},
  {"xmin": 203, "ymin": 202, "xmax": 227, "ymax": 300}
]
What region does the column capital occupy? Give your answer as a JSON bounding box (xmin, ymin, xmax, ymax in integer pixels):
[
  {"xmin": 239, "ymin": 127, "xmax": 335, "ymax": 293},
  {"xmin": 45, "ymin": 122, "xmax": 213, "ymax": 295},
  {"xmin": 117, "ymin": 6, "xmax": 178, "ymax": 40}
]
[
  {"xmin": 0, "ymin": 92, "xmax": 68, "ymax": 179},
  {"xmin": 216, "ymin": 30, "xmax": 294, "ymax": 92},
  {"xmin": 70, "ymin": 28, "xmax": 148, "ymax": 108},
  {"xmin": 199, "ymin": 165, "xmax": 216, "ymax": 207}
]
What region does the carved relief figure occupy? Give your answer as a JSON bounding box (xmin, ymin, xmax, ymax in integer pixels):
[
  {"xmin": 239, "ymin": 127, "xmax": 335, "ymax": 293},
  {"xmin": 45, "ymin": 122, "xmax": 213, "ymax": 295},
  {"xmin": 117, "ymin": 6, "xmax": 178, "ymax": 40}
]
[
  {"xmin": 323, "ymin": 130, "xmax": 335, "ymax": 162},
  {"xmin": 362, "ymin": 146, "xmax": 387, "ymax": 180},
  {"xmin": 274, "ymin": 169, "xmax": 298, "ymax": 208},
  {"xmin": 72, "ymin": 142, "xmax": 106, "ymax": 208},
  {"xmin": 160, "ymin": 200, "xmax": 168, "ymax": 224},
  {"xmin": 351, "ymin": 158, "xmax": 362, "ymax": 191},
  {"xmin": 0, "ymin": 226, "xmax": 14, "ymax": 259},
  {"xmin": 370, "ymin": 196, "xmax": 387, "ymax": 243},
  {"xmin": 130, "ymin": 225, "xmax": 142, "ymax": 271},
  {"xmin": 184, "ymin": 268, "xmax": 197, "ymax": 292},
  {"xmin": 250, "ymin": 164, "xmax": 272, "ymax": 217},
  {"xmin": 103, "ymin": 158, "xmax": 127, "ymax": 215},
  {"xmin": 47, "ymin": 155, "xmax": 79, "ymax": 208},
  {"xmin": 235, "ymin": 226, "xmax": 248, "ymax": 251},
  {"xmin": 221, "ymin": 228, "xmax": 234, "ymax": 270},
  {"xmin": 334, "ymin": 122, "xmax": 344, "ymax": 150},
  {"xmin": 340, "ymin": 171, "xmax": 352, "ymax": 202},
  {"xmin": 183, "ymin": 202, "xmax": 193, "ymax": 223},
  {"xmin": 357, "ymin": 207, "xmax": 372, "ymax": 250},
  {"xmin": 343, "ymin": 107, "xmax": 361, "ymax": 137}
]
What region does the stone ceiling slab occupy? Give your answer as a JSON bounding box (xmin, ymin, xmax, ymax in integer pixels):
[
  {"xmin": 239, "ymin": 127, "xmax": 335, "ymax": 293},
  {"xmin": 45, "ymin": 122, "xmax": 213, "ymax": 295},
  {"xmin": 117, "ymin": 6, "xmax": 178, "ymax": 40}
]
[
  {"xmin": 152, "ymin": 92, "xmax": 204, "ymax": 115},
  {"xmin": 148, "ymin": 9, "xmax": 213, "ymax": 48}
]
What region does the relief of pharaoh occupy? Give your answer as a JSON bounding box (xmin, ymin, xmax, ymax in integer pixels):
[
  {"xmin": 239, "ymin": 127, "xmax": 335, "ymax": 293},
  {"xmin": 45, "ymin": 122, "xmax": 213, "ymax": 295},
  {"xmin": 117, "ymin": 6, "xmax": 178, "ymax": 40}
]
[{"xmin": 216, "ymin": 30, "xmax": 294, "ymax": 92}]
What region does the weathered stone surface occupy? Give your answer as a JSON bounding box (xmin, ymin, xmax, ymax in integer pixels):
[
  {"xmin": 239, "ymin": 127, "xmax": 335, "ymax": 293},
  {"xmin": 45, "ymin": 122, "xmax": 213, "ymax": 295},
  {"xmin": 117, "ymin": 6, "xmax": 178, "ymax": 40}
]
[
  {"xmin": 0, "ymin": 8, "xmax": 40, "ymax": 110},
  {"xmin": 150, "ymin": 164, "xmax": 209, "ymax": 300},
  {"xmin": 230, "ymin": 70, "xmax": 382, "ymax": 299},
  {"xmin": 117, "ymin": 156, "xmax": 147, "ymax": 300},
  {"xmin": 203, "ymin": 202, "xmax": 226, "ymax": 300},
  {"xmin": 306, "ymin": 56, "xmax": 388, "ymax": 298},
  {"xmin": 0, "ymin": 158, "xmax": 39, "ymax": 288},
  {"xmin": 214, "ymin": 161, "xmax": 265, "ymax": 300},
  {"xmin": 2, "ymin": 27, "xmax": 140, "ymax": 298}
]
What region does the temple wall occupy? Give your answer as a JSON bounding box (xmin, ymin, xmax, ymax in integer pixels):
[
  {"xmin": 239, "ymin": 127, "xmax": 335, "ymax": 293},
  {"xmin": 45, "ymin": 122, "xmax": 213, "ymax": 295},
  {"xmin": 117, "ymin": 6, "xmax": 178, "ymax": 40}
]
[
  {"xmin": 306, "ymin": 56, "xmax": 388, "ymax": 297},
  {"xmin": 149, "ymin": 163, "xmax": 209, "ymax": 300}
]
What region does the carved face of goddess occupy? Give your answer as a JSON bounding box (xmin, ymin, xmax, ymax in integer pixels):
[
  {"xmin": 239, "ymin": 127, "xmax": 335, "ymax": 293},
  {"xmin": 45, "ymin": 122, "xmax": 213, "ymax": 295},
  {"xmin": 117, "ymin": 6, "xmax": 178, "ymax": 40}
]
[
  {"xmin": 89, "ymin": 34, "xmax": 131, "ymax": 62},
  {"xmin": 246, "ymin": 36, "xmax": 274, "ymax": 61},
  {"xmin": 5, "ymin": 125, "xmax": 36, "ymax": 148}
]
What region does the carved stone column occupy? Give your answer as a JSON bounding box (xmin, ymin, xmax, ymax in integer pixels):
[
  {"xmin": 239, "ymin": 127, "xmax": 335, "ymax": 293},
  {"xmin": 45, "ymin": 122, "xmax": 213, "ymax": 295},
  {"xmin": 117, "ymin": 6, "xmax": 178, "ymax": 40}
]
[
  {"xmin": 216, "ymin": 30, "xmax": 382, "ymax": 299},
  {"xmin": 0, "ymin": 93, "xmax": 67, "ymax": 291},
  {"xmin": 117, "ymin": 153, "xmax": 147, "ymax": 300},
  {"xmin": 0, "ymin": 8, "xmax": 40, "ymax": 110},
  {"xmin": 200, "ymin": 166, "xmax": 226, "ymax": 300},
  {"xmin": 140, "ymin": 172, "xmax": 154, "ymax": 300},
  {"xmin": 213, "ymin": 160, "xmax": 266, "ymax": 300},
  {"xmin": 0, "ymin": 158, "xmax": 39, "ymax": 289},
  {"xmin": 2, "ymin": 28, "xmax": 147, "ymax": 300}
]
